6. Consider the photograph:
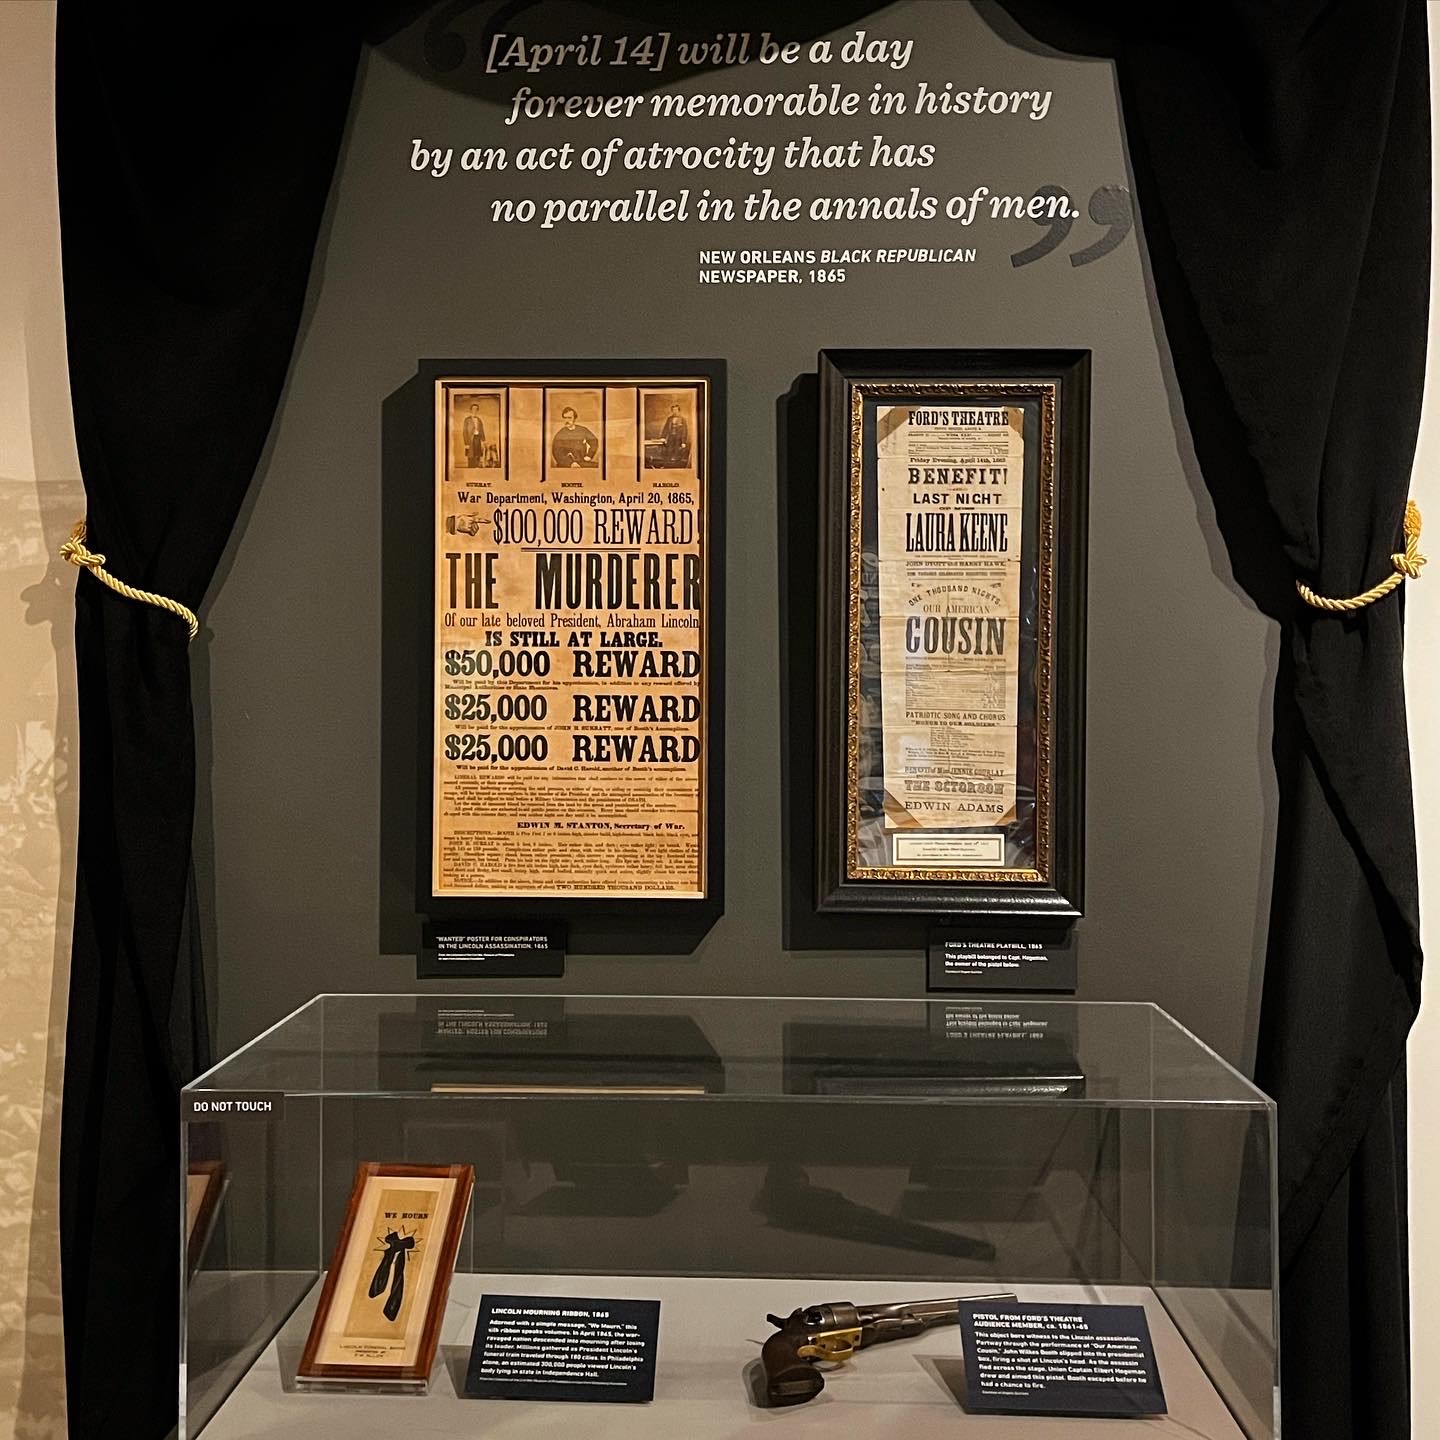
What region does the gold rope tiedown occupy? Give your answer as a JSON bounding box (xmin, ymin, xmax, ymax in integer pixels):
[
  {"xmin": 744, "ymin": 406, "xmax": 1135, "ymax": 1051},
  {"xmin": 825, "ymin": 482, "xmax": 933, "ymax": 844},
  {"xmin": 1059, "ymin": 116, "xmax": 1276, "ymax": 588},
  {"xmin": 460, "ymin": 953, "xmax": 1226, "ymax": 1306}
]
[
  {"xmin": 59, "ymin": 520, "xmax": 199, "ymax": 641},
  {"xmin": 1296, "ymin": 499, "xmax": 1426, "ymax": 613}
]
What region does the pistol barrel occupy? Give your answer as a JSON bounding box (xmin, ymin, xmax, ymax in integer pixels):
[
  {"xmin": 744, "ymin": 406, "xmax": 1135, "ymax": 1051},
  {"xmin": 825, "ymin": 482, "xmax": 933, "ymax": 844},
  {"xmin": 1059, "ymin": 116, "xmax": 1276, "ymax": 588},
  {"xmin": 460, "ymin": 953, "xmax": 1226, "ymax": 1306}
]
[{"xmin": 856, "ymin": 1290, "xmax": 1016, "ymax": 1344}]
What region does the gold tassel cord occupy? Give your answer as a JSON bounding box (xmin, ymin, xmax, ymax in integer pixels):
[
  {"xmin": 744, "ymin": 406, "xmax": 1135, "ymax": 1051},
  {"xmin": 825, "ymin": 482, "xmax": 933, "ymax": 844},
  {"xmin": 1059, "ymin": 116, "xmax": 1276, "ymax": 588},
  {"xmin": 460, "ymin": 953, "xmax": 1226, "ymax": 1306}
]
[
  {"xmin": 1296, "ymin": 499, "xmax": 1426, "ymax": 613},
  {"xmin": 59, "ymin": 520, "xmax": 199, "ymax": 641}
]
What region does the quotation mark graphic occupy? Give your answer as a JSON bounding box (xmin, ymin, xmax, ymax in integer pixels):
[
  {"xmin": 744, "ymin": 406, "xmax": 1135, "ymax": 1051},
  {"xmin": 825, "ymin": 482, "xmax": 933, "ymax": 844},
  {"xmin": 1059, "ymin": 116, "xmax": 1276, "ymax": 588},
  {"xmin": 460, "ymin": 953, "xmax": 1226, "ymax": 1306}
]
[{"xmin": 1010, "ymin": 184, "xmax": 1134, "ymax": 268}]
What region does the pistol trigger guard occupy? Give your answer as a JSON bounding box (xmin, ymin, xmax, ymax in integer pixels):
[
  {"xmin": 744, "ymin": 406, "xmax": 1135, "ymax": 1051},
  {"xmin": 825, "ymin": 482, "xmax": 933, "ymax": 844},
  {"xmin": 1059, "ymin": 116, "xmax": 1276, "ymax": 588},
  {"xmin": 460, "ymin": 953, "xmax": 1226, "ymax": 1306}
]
[
  {"xmin": 797, "ymin": 1343, "xmax": 853, "ymax": 1366},
  {"xmin": 797, "ymin": 1327, "xmax": 862, "ymax": 1365}
]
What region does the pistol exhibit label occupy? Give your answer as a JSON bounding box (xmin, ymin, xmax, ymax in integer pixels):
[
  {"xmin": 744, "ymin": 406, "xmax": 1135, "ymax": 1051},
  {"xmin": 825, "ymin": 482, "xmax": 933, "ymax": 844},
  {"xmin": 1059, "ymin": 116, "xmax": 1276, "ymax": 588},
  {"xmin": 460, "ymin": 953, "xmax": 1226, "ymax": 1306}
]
[{"xmin": 958, "ymin": 1301, "xmax": 1166, "ymax": 1417}]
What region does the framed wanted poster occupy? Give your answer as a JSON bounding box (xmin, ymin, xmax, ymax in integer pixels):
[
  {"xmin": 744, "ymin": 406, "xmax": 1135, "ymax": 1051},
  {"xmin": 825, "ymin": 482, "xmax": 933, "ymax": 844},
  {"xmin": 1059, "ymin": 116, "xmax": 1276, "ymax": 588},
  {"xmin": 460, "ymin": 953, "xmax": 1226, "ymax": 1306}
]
[
  {"xmin": 430, "ymin": 362, "xmax": 723, "ymax": 903},
  {"xmin": 298, "ymin": 1162, "xmax": 473, "ymax": 1387},
  {"xmin": 816, "ymin": 350, "xmax": 1088, "ymax": 918}
]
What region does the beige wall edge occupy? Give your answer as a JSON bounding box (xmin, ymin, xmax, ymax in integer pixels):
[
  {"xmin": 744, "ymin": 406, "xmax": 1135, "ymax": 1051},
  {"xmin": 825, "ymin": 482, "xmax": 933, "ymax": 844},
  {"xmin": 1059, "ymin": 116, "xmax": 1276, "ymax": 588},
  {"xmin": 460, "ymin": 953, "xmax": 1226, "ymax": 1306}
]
[{"xmin": 0, "ymin": 3, "xmax": 80, "ymax": 1438}]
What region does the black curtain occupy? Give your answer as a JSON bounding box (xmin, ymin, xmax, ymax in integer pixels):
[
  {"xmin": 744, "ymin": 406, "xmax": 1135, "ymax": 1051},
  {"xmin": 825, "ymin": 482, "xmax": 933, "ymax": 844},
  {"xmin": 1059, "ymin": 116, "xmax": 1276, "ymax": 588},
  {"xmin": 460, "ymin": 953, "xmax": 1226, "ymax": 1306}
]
[
  {"xmin": 1120, "ymin": 7, "xmax": 1426, "ymax": 1437},
  {"xmin": 56, "ymin": 10, "xmax": 362, "ymax": 1436},
  {"xmin": 56, "ymin": 3, "xmax": 1425, "ymax": 1438}
]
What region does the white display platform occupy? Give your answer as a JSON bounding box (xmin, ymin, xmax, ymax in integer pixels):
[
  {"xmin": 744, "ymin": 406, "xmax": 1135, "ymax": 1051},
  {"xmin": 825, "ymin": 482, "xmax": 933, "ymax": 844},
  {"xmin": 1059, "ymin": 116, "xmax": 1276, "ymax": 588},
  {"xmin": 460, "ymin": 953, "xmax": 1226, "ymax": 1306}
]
[{"xmin": 196, "ymin": 1272, "xmax": 1249, "ymax": 1438}]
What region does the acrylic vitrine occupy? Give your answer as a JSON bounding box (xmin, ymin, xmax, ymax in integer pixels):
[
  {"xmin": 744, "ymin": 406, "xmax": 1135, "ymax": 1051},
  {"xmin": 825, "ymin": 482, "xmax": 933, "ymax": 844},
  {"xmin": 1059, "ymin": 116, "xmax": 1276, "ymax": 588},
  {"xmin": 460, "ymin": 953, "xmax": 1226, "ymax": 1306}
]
[{"xmin": 180, "ymin": 995, "xmax": 1278, "ymax": 1437}]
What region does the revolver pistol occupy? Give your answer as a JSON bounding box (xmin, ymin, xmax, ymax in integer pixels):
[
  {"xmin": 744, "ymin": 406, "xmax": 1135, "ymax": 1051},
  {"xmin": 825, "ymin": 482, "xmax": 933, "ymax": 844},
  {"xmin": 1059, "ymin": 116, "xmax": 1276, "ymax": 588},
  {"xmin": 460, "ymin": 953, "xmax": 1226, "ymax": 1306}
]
[{"xmin": 762, "ymin": 1292, "xmax": 1015, "ymax": 1406}]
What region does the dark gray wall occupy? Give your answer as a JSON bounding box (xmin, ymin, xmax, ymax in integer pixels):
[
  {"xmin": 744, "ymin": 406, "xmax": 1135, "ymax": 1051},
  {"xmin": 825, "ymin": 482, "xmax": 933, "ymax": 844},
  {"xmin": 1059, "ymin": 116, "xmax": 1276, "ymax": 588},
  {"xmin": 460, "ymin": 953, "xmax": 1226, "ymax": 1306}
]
[{"xmin": 197, "ymin": 2, "xmax": 1277, "ymax": 1070}]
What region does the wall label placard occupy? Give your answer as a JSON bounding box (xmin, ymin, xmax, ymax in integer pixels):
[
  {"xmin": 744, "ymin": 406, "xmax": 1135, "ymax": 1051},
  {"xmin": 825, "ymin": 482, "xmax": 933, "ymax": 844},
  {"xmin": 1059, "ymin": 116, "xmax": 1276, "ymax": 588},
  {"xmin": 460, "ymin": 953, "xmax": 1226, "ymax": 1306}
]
[
  {"xmin": 464, "ymin": 1293, "xmax": 661, "ymax": 1403},
  {"xmin": 432, "ymin": 365, "xmax": 722, "ymax": 903},
  {"xmin": 421, "ymin": 923, "xmax": 566, "ymax": 978},
  {"xmin": 958, "ymin": 1301, "xmax": 1166, "ymax": 1417},
  {"xmin": 926, "ymin": 932, "xmax": 1076, "ymax": 991}
]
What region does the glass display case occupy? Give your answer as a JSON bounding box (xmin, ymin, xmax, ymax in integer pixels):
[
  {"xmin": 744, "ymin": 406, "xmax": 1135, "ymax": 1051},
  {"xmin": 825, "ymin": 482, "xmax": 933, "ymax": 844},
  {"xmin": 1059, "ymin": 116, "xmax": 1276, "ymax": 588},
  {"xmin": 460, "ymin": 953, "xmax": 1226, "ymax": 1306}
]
[{"xmin": 180, "ymin": 995, "xmax": 1278, "ymax": 1437}]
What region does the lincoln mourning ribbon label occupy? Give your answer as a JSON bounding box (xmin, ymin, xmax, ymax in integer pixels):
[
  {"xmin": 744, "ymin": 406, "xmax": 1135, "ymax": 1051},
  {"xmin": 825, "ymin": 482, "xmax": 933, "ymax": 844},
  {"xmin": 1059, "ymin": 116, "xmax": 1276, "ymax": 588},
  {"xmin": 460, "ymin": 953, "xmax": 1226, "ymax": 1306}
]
[
  {"xmin": 875, "ymin": 402, "xmax": 1023, "ymax": 864},
  {"xmin": 433, "ymin": 375, "xmax": 710, "ymax": 899},
  {"xmin": 464, "ymin": 1293, "xmax": 662, "ymax": 1403}
]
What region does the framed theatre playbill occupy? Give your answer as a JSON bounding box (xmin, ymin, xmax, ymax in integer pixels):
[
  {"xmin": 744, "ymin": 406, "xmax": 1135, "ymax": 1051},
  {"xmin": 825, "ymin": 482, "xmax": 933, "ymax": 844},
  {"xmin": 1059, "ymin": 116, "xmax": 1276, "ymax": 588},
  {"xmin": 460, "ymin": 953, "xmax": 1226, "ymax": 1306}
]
[
  {"xmin": 430, "ymin": 362, "xmax": 723, "ymax": 903},
  {"xmin": 298, "ymin": 1162, "xmax": 474, "ymax": 1387},
  {"xmin": 815, "ymin": 350, "xmax": 1088, "ymax": 918}
]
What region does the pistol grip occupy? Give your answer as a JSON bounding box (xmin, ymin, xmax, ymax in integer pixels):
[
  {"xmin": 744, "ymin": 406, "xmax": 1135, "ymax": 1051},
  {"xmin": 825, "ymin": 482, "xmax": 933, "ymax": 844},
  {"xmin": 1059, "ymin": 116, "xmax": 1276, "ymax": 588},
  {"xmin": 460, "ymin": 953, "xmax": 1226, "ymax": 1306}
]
[{"xmin": 762, "ymin": 1329, "xmax": 826, "ymax": 1406}]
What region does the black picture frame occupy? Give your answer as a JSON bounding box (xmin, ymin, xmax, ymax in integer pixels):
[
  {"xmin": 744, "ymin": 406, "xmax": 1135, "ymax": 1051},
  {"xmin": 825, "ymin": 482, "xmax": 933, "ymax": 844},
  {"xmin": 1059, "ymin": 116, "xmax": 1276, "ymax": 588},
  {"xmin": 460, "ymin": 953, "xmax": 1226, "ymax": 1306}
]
[
  {"xmin": 815, "ymin": 349, "xmax": 1088, "ymax": 919},
  {"xmin": 416, "ymin": 357, "xmax": 726, "ymax": 935}
]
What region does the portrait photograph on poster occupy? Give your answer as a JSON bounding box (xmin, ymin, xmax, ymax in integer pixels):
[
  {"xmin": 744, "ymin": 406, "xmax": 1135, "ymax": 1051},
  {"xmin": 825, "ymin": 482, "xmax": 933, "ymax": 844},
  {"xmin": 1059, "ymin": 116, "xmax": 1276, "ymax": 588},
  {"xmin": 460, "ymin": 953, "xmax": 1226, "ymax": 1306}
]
[
  {"xmin": 545, "ymin": 387, "xmax": 605, "ymax": 474},
  {"xmin": 298, "ymin": 1162, "xmax": 474, "ymax": 1387},
  {"xmin": 451, "ymin": 391, "xmax": 502, "ymax": 471},
  {"xmin": 642, "ymin": 390, "xmax": 697, "ymax": 470},
  {"xmin": 815, "ymin": 350, "xmax": 1089, "ymax": 918}
]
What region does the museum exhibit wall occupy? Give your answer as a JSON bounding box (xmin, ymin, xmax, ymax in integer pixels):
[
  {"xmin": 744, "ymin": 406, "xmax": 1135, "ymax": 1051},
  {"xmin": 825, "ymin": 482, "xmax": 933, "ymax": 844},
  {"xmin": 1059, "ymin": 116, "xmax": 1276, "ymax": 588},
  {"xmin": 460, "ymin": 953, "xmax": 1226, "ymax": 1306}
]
[
  {"xmin": 199, "ymin": 6, "xmax": 1281, "ymax": 1066},
  {"xmin": 0, "ymin": 4, "xmax": 78, "ymax": 1437}
]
